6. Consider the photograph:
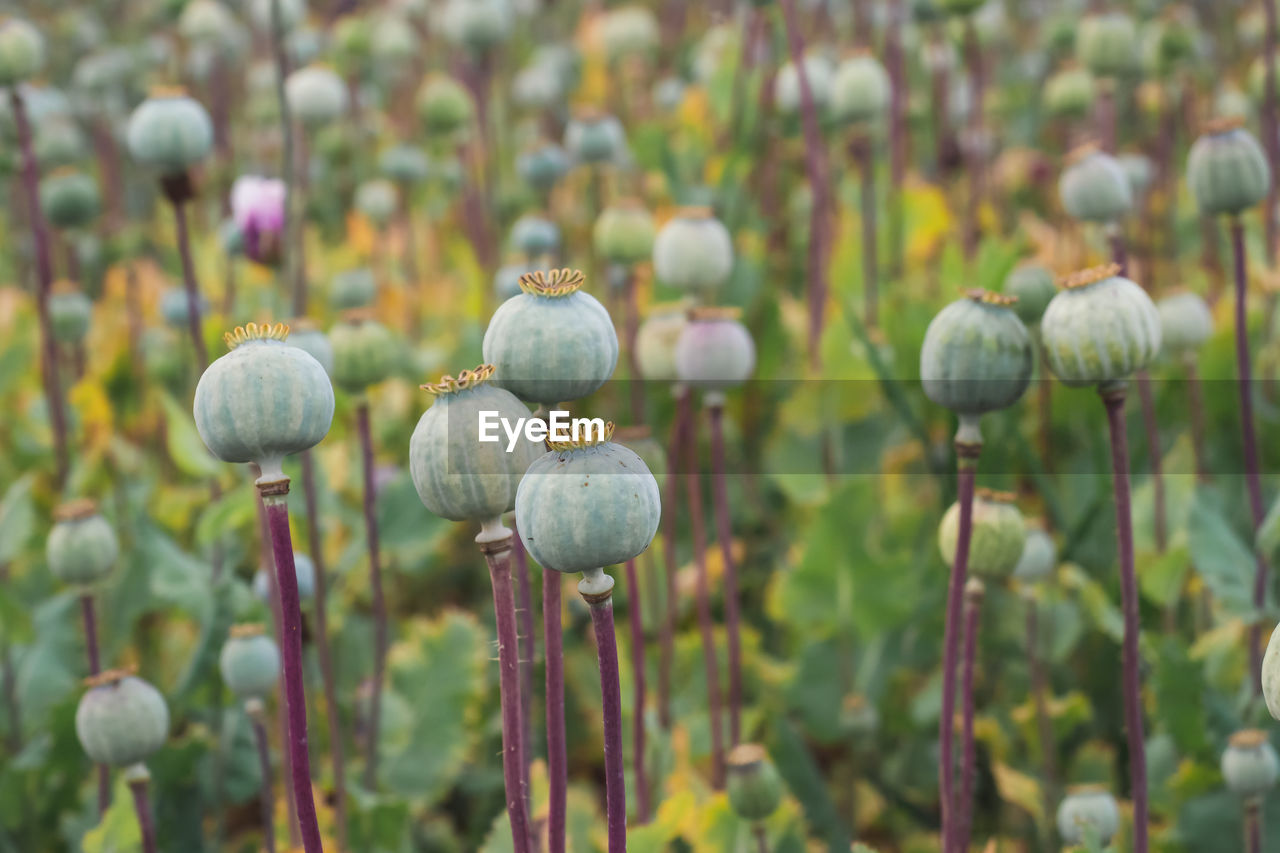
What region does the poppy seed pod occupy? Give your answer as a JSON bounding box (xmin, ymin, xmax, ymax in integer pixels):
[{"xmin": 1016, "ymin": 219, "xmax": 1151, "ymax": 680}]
[
  {"xmin": 0, "ymin": 18, "xmax": 44, "ymax": 86},
  {"xmin": 775, "ymin": 54, "xmax": 835, "ymax": 117},
  {"xmin": 830, "ymin": 51, "xmax": 891, "ymax": 126},
  {"xmin": 416, "ymin": 74, "xmax": 474, "ymax": 136},
  {"xmin": 518, "ymin": 142, "xmax": 571, "ymax": 193},
  {"xmin": 615, "ymin": 425, "xmax": 667, "ymax": 491},
  {"xmin": 594, "ymin": 199, "xmax": 656, "ymax": 266},
  {"xmin": 179, "ymin": 0, "xmax": 237, "ymax": 47},
  {"xmin": 47, "ymin": 499, "xmax": 117, "ymax": 588},
  {"xmin": 636, "ymin": 302, "xmax": 689, "ymax": 382},
  {"xmin": 1261, "ymin": 621, "xmax": 1280, "ymax": 720},
  {"xmin": 1076, "ymin": 12, "xmax": 1139, "ymax": 79},
  {"xmin": 441, "ymin": 0, "xmax": 512, "ymax": 52},
  {"xmin": 287, "ymin": 319, "xmax": 334, "ymax": 376},
  {"xmin": 1186, "ymin": 117, "xmax": 1272, "ymax": 217},
  {"xmin": 160, "ymin": 287, "xmax": 209, "ymax": 328},
  {"xmin": 514, "ymin": 422, "xmax": 661, "ymax": 574},
  {"xmin": 1040, "ymin": 265, "xmax": 1161, "ymax": 389},
  {"xmin": 126, "ymin": 88, "xmax": 214, "ymax": 177},
  {"xmin": 285, "ymin": 64, "xmax": 348, "ymax": 127},
  {"xmin": 1157, "ymin": 291, "xmax": 1213, "ymax": 359},
  {"xmin": 1221, "ymin": 730, "xmax": 1280, "ymax": 797},
  {"xmin": 355, "ymin": 179, "xmax": 399, "ymax": 228},
  {"xmin": 1059, "ymin": 144, "xmax": 1133, "ymax": 224},
  {"xmin": 330, "ymin": 310, "xmax": 397, "ymax": 393},
  {"xmin": 409, "ymin": 365, "xmax": 541, "ymax": 523},
  {"xmin": 510, "ymin": 213, "xmax": 561, "ymax": 258},
  {"xmin": 726, "ymin": 744, "xmax": 784, "ymax": 821},
  {"xmin": 939, "ymin": 489, "xmax": 1026, "ymax": 580},
  {"xmin": 652, "ymin": 207, "xmax": 734, "ymax": 297},
  {"xmin": 331, "ymin": 15, "xmax": 373, "ymax": 69},
  {"xmin": 494, "ymin": 260, "xmax": 537, "ymax": 302},
  {"xmin": 249, "ymin": 0, "xmax": 306, "ymax": 32},
  {"xmin": 564, "ymin": 110, "xmax": 627, "ymax": 166},
  {"xmin": 483, "ymin": 269, "xmax": 619, "ymax": 405},
  {"xmin": 920, "ymin": 290, "xmax": 1034, "ymax": 418},
  {"xmin": 40, "ymin": 169, "xmax": 100, "ymax": 231},
  {"xmin": 512, "ymin": 62, "xmax": 563, "ymax": 112},
  {"xmin": 1044, "ymin": 65, "xmax": 1095, "ymax": 119},
  {"xmin": 379, "ymin": 144, "xmax": 430, "ymax": 186},
  {"xmin": 193, "ymin": 322, "xmax": 335, "ymax": 481},
  {"xmin": 219, "ymin": 624, "xmax": 281, "ymax": 700},
  {"xmin": 601, "ymin": 6, "xmax": 660, "ymax": 61},
  {"xmin": 1056, "ymin": 786, "xmax": 1120, "ymax": 846},
  {"xmin": 48, "ymin": 283, "xmax": 93, "ymax": 345},
  {"xmin": 253, "ymin": 552, "xmax": 316, "ymax": 603},
  {"xmin": 34, "ymin": 120, "xmax": 87, "ymax": 170},
  {"xmin": 75, "ymin": 669, "xmax": 170, "ymax": 768},
  {"xmin": 674, "ymin": 306, "xmax": 756, "ymax": 405},
  {"xmin": 1013, "ymin": 520, "xmax": 1057, "ymax": 583},
  {"xmin": 1002, "ymin": 264, "xmax": 1057, "ymax": 326},
  {"xmin": 1143, "ymin": 10, "xmax": 1198, "ymax": 78},
  {"xmin": 330, "ymin": 268, "xmax": 377, "ymax": 311},
  {"xmin": 371, "ymin": 15, "xmax": 416, "ymax": 69},
  {"xmin": 1119, "ymin": 152, "xmax": 1155, "ymax": 199}
]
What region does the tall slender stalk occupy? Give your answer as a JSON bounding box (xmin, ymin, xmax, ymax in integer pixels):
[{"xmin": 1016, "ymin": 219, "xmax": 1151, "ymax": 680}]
[
  {"xmin": 961, "ymin": 16, "xmax": 984, "ymax": 259},
  {"xmin": 885, "ymin": 0, "xmax": 907, "ymax": 277},
  {"xmin": 1025, "ymin": 590, "xmax": 1058, "ymax": 840},
  {"xmin": 511, "ymin": 523, "xmax": 535, "ymax": 830},
  {"xmin": 708, "ymin": 404, "xmax": 743, "ymax": 747},
  {"xmin": 754, "ymin": 824, "xmax": 770, "ymax": 853},
  {"xmin": 1261, "ymin": 0, "xmax": 1279, "ymax": 263},
  {"xmin": 9, "ymin": 87, "xmax": 69, "ymax": 485},
  {"xmin": 478, "ymin": 520, "xmax": 533, "ymax": 853},
  {"xmin": 259, "ymin": 478, "xmax": 326, "ymax": 853},
  {"xmin": 247, "ymin": 699, "xmax": 278, "ymax": 853},
  {"xmin": 1184, "ymin": 357, "xmax": 1209, "ymax": 483},
  {"xmin": 658, "ymin": 387, "xmax": 693, "ymax": 730},
  {"xmin": 624, "ymin": 269, "xmax": 644, "ymax": 424},
  {"xmin": 79, "ymin": 593, "xmax": 110, "ymax": 814},
  {"xmin": 128, "ymin": 768, "xmax": 158, "ymax": 853},
  {"xmin": 1230, "ymin": 218, "xmax": 1269, "ymax": 687},
  {"xmin": 266, "ymin": 0, "xmax": 305, "ymax": 317},
  {"xmin": 168, "ymin": 196, "xmax": 210, "ymax": 370},
  {"xmin": 852, "ymin": 134, "xmax": 879, "ymax": 329},
  {"xmin": 957, "ymin": 578, "xmax": 984, "ymax": 852},
  {"xmin": 544, "ymin": 569, "xmax": 567, "ymax": 853},
  {"xmin": 1, "ymin": 572, "xmax": 20, "ymax": 752},
  {"xmin": 1101, "ymin": 386, "xmax": 1149, "ymax": 853},
  {"xmin": 1246, "ymin": 794, "xmax": 1263, "ymax": 853},
  {"xmin": 623, "ymin": 557, "xmax": 650, "ymax": 823},
  {"xmin": 582, "ymin": 573, "xmax": 627, "ymax": 852},
  {"xmin": 356, "ymin": 402, "xmax": 388, "ymax": 790}
]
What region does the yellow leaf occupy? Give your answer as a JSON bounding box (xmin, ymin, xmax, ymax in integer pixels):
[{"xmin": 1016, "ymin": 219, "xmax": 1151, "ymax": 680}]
[{"xmin": 991, "ymin": 760, "xmax": 1045, "ymax": 823}]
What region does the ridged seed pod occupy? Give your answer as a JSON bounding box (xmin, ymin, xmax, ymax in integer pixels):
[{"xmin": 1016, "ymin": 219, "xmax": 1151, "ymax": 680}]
[
  {"xmin": 75, "ymin": 669, "xmax": 170, "ymax": 768},
  {"xmin": 47, "ymin": 499, "xmax": 117, "ymax": 588},
  {"xmin": 938, "ymin": 489, "xmax": 1026, "ymax": 580},
  {"xmin": 1221, "ymin": 729, "xmax": 1280, "ymax": 797},
  {"xmin": 379, "ymin": 144, "xmax": 430, "ymax": 185},
  {"xmin": 1040, "ymin": 265, "xmax": 1161, "ymax": 389},
  {"xmin": 1012, "ymin": 520, "xmax": 1057, "ymax": 583},
  {"xmin": 636, "ymin": 302, "xmax": 689, "ymax": 383},
  {"xmin": 674, "ymin": 307, "xmax": 756, "ymax": 403},
  {"xmin": 726, "ymin": 743, "xmax": 784, "ymax": 821},
  {"xmin": 1003, "ymin": 264, "xmax": 1057, "ymax": 326},
  {"xmin": 1056, "ymin": 786, "xmax": 1120, "ymax": 846},
  {"xmin": 219, "ymin": 624, "xmax": 281, "ymax": 700},
  {"xmin": 564, "ymin": 109, "xmax": 627, "ymax": 165},
  {"xmin": 125, "ymin": 87, "xmax": 214, "ymax": 176},
  {"xmin": 652, "ymin": 207, "xmax": 734, "ymax": 298},
  {"xmin": 1157, "ymin": 291, "xmax": 1213, "ymax": 359},
  {"xmin": 1059, "ymin": 144, "xmax": 1133, "ymax": 224},
  {"xmin": 441, "ymin": 0, "xmax": 512, "ymax": 52},
  {"xmin": 49, "ymin": 283, "xmax": 93, "ymax": 345},
  {"xmin": 517, "ymin": 142, "xmax": 571, "ymax": 194},
  {"xmin": 615, "ymin": 425, "xmax": 667, "ymax": 491},
  {"xmin": 330, "ymin": 310, "xmax": 397, "ymax": 393},
  {"xmin": 920, "ymin": 290, "xmax": 1034, "ymax": 417},
  {"xmin": 287, "ymin": 319, "xmax": 334, "ymax": 376},
  {"xmin": 1186, "ymin": 117, "xmax": 1271, "ymax": 217},
  {"xmin": 330, "ymin": 268, "xmax": 377, "ymax": 310}
]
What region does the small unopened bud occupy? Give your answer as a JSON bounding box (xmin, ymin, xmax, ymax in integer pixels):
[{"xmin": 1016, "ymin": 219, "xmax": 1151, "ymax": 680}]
[{"xmin": 726, "ymin": 743, "xmax": 784, "ymax": 822}]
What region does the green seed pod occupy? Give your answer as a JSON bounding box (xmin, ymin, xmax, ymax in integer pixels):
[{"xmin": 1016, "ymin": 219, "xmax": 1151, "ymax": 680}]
[
  {"xmin": 938, "ymin": 489, "xmax": 1026, "ymax": 580},
  {"xmin": 0, "ymin": 18, "xmax": 45, "ymax": 86},
  {"xmin": 1221, "ymin": 729, "xmax": 1280, "ymax": 797},
  {"xmin": 494, "ymin": 260, "xmax": 537, "ymax": 302},
  {"xmin": 219, "ymin": 624, "xmax": 280, "ymax": 700},
  {"xmin": 1002, "ymin": 264, "xmax": 1057, "ymax": 326},
  {"xmin": 1056, "ymin": 786, "xmax": 1120, "ymax": 846},
  {"xmin": 594, "ymin": 199, "xmax": 656, "ymax": 266},
  {"xmin": 285, "ymin": 64, "xmax": 348, "ymax": 127},
  {"xmin": 354, "ymin": 179, "xmax": 399, "ymax": 227},
  {"xmin": 636, "ymin": 302, "xmax": 689, "ymax": 383},
  {"xmin": 47, "ymin": 499, "xmax": 117, "ymax": 588},
  {"xmin": 615, "ymin": 425, "xmax": 667, "ymax": 491},
  {"xmin": 1157, "ymin": 291, "xmax": 1213, "ymax": 359},
  {"xmin": 1012, "ymin": 519, "xmax": 1057, "ymax": 583},
  {"xmin": 330, "ymin": 310, "xmax": 397, "ymax": 393},
  {"xmin": 193, "ymin": 322, "xmax": 335, "ymax": 479},
  {"xmin": 75, "ymin": 669, "xmax": 170, "ymax": 768},
  {"xmin": 564, "ymin": 109, "xmax": 627, "ymax": 165},
  {"xmin": 160, "ymin": 287, "xmax": 208, "ymax": 329},
  {"xmin": 1076, "ymin": 12, "xmax": 1139, "ymax": 79},
  {"xmin": 1044, "ymin": 65, "xmax": 1095, "ymax": 120},
  {"xmin": 331, "ymin": 15, "xmax": 373, "ymax": 70},
  {"xmin": 726, "ymin": 744, "xmax": 784, "ymax": 821},
  {"xmin": 48, "ymin": 283, "xmax": 93, "ymax": 345},
  {"xmin": 40, "ymin": 169, "xmax": 100, "ymax": 231},
  {"xmin": 1059, "ymin": 144, "xmax": 1133, "ymax": 224},
  {"xmin": 1040, "ymin": 265, "xmax": 1161, "ymax": 389},
  {"xmin": 830, "ymin": 51, "xmax": 891, "ymax": 126},
  {"xmin": 330, "ymin": 268, "xmax": 377, "ymax": 311},
  {"xmin": 483, "ymin": 269, "xmax": 618, "ymax": 405},
  {"xmin": 653, "ymin": 206, "xmax": 734, "ymax": 298},
  {"xmin": 1262, "ymin": 621, "xmax": 1280, "ymax": 720},
  {"xmin": 253, "ymin": 552, "xmax": 316, "ymax": 603},
  {"xmin": 1142, "ymin": 10, "xmax": 1198, "ymax": 78},
  {"xmin": 509, "ymin": 213, "xmax": 561, "ymax": 258},
  {"xmin": 515, "ymin": 423, "xmax": 661, "ymax": 573},
  {"xmin": 416, "ymin": 74, "xmax": 474, "ymax": 137},
  {"xmin": 674, "ymin": 307, "xmax": 756, "ymax": 404},
  {"xmin": 441, "ymin": 0, "xmax": 512, "ymax": 52},
  {"xmin": 379, "ymin": 144, "xmax": 430, "ymax": 186},
  {"xmin": 179, "ymin": 0, "xmax": 238, "ymax": 46},
  {"xmin": 1118, "ymin": 152, "xmax": 1154, "ymax": 199},
  {"xmin": 126, "ymin": 87, "xmax": 214, "ymax": 176},
  {"xmin": 249, "ymin": 0, "xmax": 306, "ymax": 32},
  {"xmin": 517, "ymin": 142, "xmax": 570, "ymax": 193},
  {"xmin": 920, "ymin": 290, "xmax": 1034, "ymax": 417},
  {"xmin": 372, "ymin": 14, "xmax": 417, "ymax": 70},
  {"xmin": 512, "ymin": 62, "xmax": 564, "ymax": 112},
  {"xmin": 1186, "ymin": 117, "xmax": 1271, "ymax": 217},
  {"xmin": 601, "ymin": 5, "xmax": 659, "ymax": 62},
  {"xmin": 775, "ymin": 54, "xmax": 834, "ymax": 117},
  {"xmin": 34, "ymin": 119, "xmax": 87, "ymax": 170},
  {"xmin": 287, "ymin": 318, "xmax": 334, "ymax": 376},
  {"xmin": 409, "ymin": 365, "xmax": 541, "ymax": 523}
]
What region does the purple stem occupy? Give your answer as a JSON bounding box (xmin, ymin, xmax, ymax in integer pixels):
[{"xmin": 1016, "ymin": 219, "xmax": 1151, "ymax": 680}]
[
  {"xmin": 1247, "ymin": 795, "xmax": 1263, "ymax": 853},
  {"xmin": 957, "ymin": 580, "xmax": 983, "ymax": 852},
  {"xmin": 1185, "ymin": 359, "xmax": 1209, "ymax": 483},
  {"xmin": 480, "ymin": 530, "xmax": 533, "ymax": 853},
  {"xmin": 299, "ymin": 450, "xmax": 346, "ymax": 848},
  {"xmin": 625, "ymin": 270, "xmax": 644, "ymax": 425},
  {"xmin": 1262, "ymin": 0, "xmax": 1279, "ymax": 263},
  {"xmin": 854, "ymin": 135, "xmax": 879, "ymax": 329},
  {"xmin": 357, "ymin": 402, "xmax": 388, "ymax": 791},
  {"xmin": 708, "ymin": 405, "xmax": 743, "ymax": 747},
  {"xmin": 1026, "ymin": 595, "xmax": 1058, "ymax": 831},
  {"xmin": 544, "ymin": 569, "xmax": 567, "ymax": 853},
  {"xmin": 261, "ymin": 486, "xmax": 326, "ymax": 853},
  {"xmin": 10, "ymin": 87, "xmax": 69, "ymax": 485},
  {"xmin": 80, "ymin": 593, "xmax": 110, "ymax": 814},
  {"xmin": 962, "ymin": 17, "xmax": 984, "ymax": 259},
  {"xmin": 1097, "ymin": 83, "xmax": 1117, "ymax": 153},
  {"xmin": 885, "ymin": 0, "xmax": 907, "ymax": 277},
  {"xmin": 930, "ymin": 35, "xmax": 953, "ymax": 178},
  {"xmin": 1230, "ymin": 219, "xmax": 1270, "ymax": 689},
  {"xmin": 169, "ymin": 199, "xmax": 210, "ymax": 370},
  {"xmin": 754, "ymin": 824, "xmax": 770, "ymax": 853},
  {"xmin": 658, "ymin": 389, "xmax": 692, "ymax": 730},
  {"xmin": 587, "ymin": 593, "xmax": 628, "ymax": 852},
  {"xmin": 130, "ymin": 775, "xmax": 158, "ymax": 853},
  {"xmin": 250, "ymin": 712, "xmax": 278, "ymax": 853},
  {"xmin": 623, "ymin": 558, "xmax": 650, "ymax": 823},
  {"xmin": 512, "ymin": 522, "xmax": 535, "ymax": 837},
  {"xmin": 1101, "ymin": 387, "xmax": 1149, "ymax": 853}
]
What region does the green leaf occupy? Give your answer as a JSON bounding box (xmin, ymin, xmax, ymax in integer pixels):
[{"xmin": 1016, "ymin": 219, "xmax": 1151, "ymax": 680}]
[
  {"xmin": 1152, "ymin": 635, "xmax": 1208, "ymax": 756},
  {"xmin": 1138, "ymin": 544, "xmax": 1191, "ymax": 608},
  {"xmin": 80, "ymin": 776, "xmax": 141, "ymax": 853},
  {"xmin": 194, "ymin": 483, "xmax": 257, "ymax": 549},
  {"xmin": 769, "ymin": 717, "xmax": 850, "ymax": 851},
  {"xmin": 158, "ymin": 392, "xmax": 222, "ymax": 480},
  {"xmin": 0, "ymin": 474, "xmax": 35, "ymax": 565},
  {"xmin": 1187, "ymin": 486, "xmax": 1255, "ymax": 617}
]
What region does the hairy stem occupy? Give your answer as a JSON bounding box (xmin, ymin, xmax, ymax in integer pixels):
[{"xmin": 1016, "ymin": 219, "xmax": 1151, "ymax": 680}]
[
  {"xmin": 709, "ymin": 404, "xmax": 743, "ymax": 747},
  {"xmin": 544, "ymin": 569, "xmax": 567, "ymax": 853},
  {"xmin": 623, "ymin": 558, "xmax": 650, "ymax": 823},
  {"xmin": 586, "ymin": 591, "xmax": 628, "ymax": 852},
  {"xmin": 357, "ymin": 402, "xmax": 388, "ymax": 791},
  {"xmin": 957, "ymin": 579, "xmax": 984, "ymax": 852}
]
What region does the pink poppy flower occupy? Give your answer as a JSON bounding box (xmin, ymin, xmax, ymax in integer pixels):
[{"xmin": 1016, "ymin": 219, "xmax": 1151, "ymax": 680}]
[{"xmin": 231, "ymin": 176, "xmax": 287, "ymax": 266}]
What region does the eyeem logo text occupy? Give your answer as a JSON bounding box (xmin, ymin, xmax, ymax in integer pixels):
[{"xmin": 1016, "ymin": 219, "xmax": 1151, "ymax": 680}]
[{"xmin": 478, "ymin": 410, "xmax": 608, "ymax": 451}]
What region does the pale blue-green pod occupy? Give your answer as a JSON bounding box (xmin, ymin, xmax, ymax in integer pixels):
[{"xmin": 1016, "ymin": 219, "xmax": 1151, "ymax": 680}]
[
  {"xmin": 193, "ymin": 322, "xmax": 335, "ymax": 478},
  {"xmin": 775, "ymin": 53, "xmax": 834, "ymax": 117},
  {"xmin": 287, "ymin": 320, "xmax": 334, "ymax": 376},
  {"xmin": 510, "ymin": 213, "xmax": 561, "ymax": 258},
  {"xmin": 1059, "ymin": 146, "xmax": 1133, "ymax": 224},
  {"xmin": 379, "ymin": 144, "xmax": 430, "ymax": 185},
  {"xmin": 219, "ymin": 625, "xmax": 281, "ymax": 700},
  {"xmin": 1002, "ymin": 264, "xmax": 1056, "ymax": 326},
  {"xmin": 249, "ymin": 0, "xmax": 306, "ymax": 32},
  {"xmin": 636, "ymin": 302, "xmax": 689, "ymax": 382},
  {"xmin": 1056, "ymin": 786, "xmax": 1120, "ymax": 846},
  {"xmin": 285, "ymin": 64, "xmax": 348, "ymax": 127},
  {"xmin": 330, "ymin": 311, "xmax": 397, "ymax": 393},
  {"xmin": 125, "ymin": 88, "xmax": 214, "ymax": 175},
  {"xmin": 515, "ymin": 426, "xmax": 661, "ymax": 573},
  {"xmin": 601, "ymin": 5, "xmax": 659, "ymax": 61},
  {"xmin": 330, "ymin": 268, "xmax": 377, "ymax": 310},
  {"xmin": 416, "ymin": 73, "xmax": 474, "ymax": 136},
  {"xmin": 1262, "ymin": 621, "xmax": 1280, "ymax": 720},
  {"xmin": 652, "ymin": 207, "xmax": 734, "ymax": 298},
  {"xmin": 0, "ymin": 18, "xmax": 44, "ymax": 86},
  {"xmin": 1076, "ymin": 12, "xmax": 1138, "ymax": 79},
  {"xmin": 161, "ymin": 287, "xmax": 208, "ymax": 328},
  {"xmin": 253, "ymin": 551, "xmax": 315, "ymax": 603},
  {"xmin": 616, "ymin": 425, "xmax": 667, "ymax": 491},
  {"xmin": 1040, "ymin": 266, "xmax": 1161, "ymax": 389},
  {"xmin": 49, "ymin": 285, "xmax": 93, "ymax": 345},
  {"xmin": 372, "ymin": 15, "xmax": 417, "ymax": 69},
  {"xmin": 75, "ymin": 671, "xmax": 170, "ymax": 768},
  {"xmin": 47, "ymin": 499, "xmax": 117, "ymax": 588},
  {"xmin": 482, "ymin": 269, "xmax": 618, "ymax": 405},
  {"xmin": 564, "ymin": 110, "xmax": 626, "ymax": 165},
  {"xmin": 1157, "ymin": 291, "xmax": 1213, "ymax": 359},
  {"xmin": 830, "ymin": 52, "xmax": 891, "ymax": 126},
  {"xmin": 512, "ymin": 62, "xmax": 563, "ymax": 112},
  {"xmin": 1221, "ymin": 730, "xmax": 1280, "ymax": 797},
  {"xmin": 1186, "ymin": 119, "xmax": 1272, "ymax": 217},
  {"xmin": 1044, "ymin": 65, "xmax": 1095, "ymax": 119},
  {"xmin": 517, "ymin": 142, "xmax": 570, "ymax": 193},
  {"xmin": 34, "ymin": 119, "xmax": 87, "ymax": 170},
  {"xmin": 674, "ymin": 308, "xmax": 756, "ymax": 404},
  {"xmin": 441, "ymin": 0, "xmax": 512, "ymax": 51},
  {"xmin": 920, "ymin": 291, "xmax": 1034, "ymax": 416},
  {"xmin": 409, "ymin": 366, "xmax": 541, "ymax": 523},
  {"xmin": 594, "ymin": 199, "xmax": 656, "ymax": 265},
  {"xmin": 726, "ymin": 744, "xmax": 784, "ymax": 822},
  {"xmin": 494, "ymin": 260, "xmax": 537, "ymax": 302},
  {"xmin": 938, "ymin": 489, "xmax": 1026, "ymax": 580},
  {"xmin": 179, "ymin": 0, "xmax": 237, "ymax": 46},
  {"xmin": 1012, "ymin": 521, "xmax": 1057, "ymax": 583},
  {"xmin": 40, "ymin": 170, "xmax": 100, "ymax": 231},
  {"xmin": 355, "ymin": 179, "xmax": 399, "ymax": 228}
]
